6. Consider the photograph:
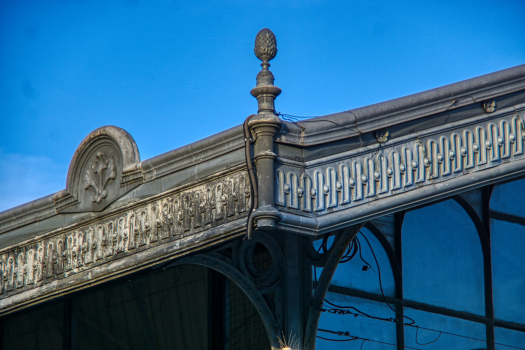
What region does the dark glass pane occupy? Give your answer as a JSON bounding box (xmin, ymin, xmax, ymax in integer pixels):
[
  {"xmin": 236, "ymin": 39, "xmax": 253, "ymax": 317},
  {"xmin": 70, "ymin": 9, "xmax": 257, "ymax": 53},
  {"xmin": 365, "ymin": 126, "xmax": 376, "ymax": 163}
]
[
  {"xmin": 370, "ymin": 215, "xmax": 395, "ymax": 250},
  {"xmin": 490, "ymin": 178, "xmax": 525, "ymax": 217},
  {"xmin": 403, "ymin": 199, "xmax": 485, "ymax": 314},
  {"xmin": 491, "ymin": 219, "xmax": 525, "ymax": 324},
  {"xmin": 404, "ymin": 308, "xmax": 486, "ymax": 349},
  {"xmin": 317, "ymin": 292, "xmax": 397, "ymax": 349},
  {"xmin": 331, "ymin": 228, "xmax": 395, "ymax": 296},
  {"xmin": 225, "ymin": 279, "xmax": 270, "ymax": 350},
  {"xmin": 495, "ymin": 327, "xmax": 525, "ymax": 349},
  {"xmin": 3, "ymin": 303, "xmax": 63, "ymax": 350},
  {"xmin": 72, "ymin": 264, "xmax": 208, "ymax": 350}
]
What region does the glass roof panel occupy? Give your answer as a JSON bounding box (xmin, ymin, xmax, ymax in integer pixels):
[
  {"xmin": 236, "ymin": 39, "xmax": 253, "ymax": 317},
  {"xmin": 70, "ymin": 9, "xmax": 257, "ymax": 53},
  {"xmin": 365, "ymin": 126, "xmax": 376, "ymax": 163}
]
[
  {"xmin": 402, "ymin": 199, "xmax": 485, "ymax": 314},
  {"xmin": 404, "ymin": 307, "xmax": 486, "ymax": 349},
  {"xmin": 491, "ymin": 219, "xmax": 525, "ymax": 325},
  {"xmin": 317, "ymin": 292, "xmax": 397, "ymax": 349},
  {"xmin": 495, "ymin": 326, "xmax": 525, "ymax": 349},
  {"xmin": 331, "ymin": 228, "xmax": 395, "ymax": 296},
  {"xmin": 491, "ymin": 177, "xmax": 525, "ymax": 217}
]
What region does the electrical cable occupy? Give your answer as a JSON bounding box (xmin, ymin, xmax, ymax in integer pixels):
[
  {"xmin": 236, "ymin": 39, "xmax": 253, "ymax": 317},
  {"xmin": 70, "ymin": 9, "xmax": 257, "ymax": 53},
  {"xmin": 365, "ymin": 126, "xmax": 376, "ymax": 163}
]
[
  {"xmin": 414, "ymin": 325, "xmax": 441, "ymax": 345},
  {"xmin": 406, "ymin": 324, "xmax": 525, "ymax": 349},
  {"xmin": 320, "ymin": 306, "xmax": 525, "ymax": 349},
  {"xmin": 420, "ymin": 324, "xmax": 483, "ymax": 343},
  {"xmin": 243, "ymin": 115, "xmax": 258, "ymax": 240},
  {"xmin": 277, "ymin": 113, "xmax": 317, "ymax": 120},
  {"xmin": 277, "ymin": 112, "xmax": 361, "ymax": 136},
  {"xmin": 339, "ymin": 239, "xmax": 358, "ymax": 263},
  {"xmin": 313, "ymin": 233, "xmax": 359, "ymax": 283},
  {"xmin": 316, "ymin": 335, "xmax": 357, "ymax": 342},
  {"xmin": 322, "ymin": 304, "xmax": 396, "ymax": 323},
  {"xmin": 318, "ymin": 230, "xmax": 525, "ymax": 350},
  {"xmin": 359, "ymin": 231, "xmax": 415, "ymax": 325},
  {"xmin": 356, "ymin": 237, "xmax": 374, "ymax": 272},
  {"xmin": 317, "ymin": 329, "xmax": 423, "ymax": 350},
  {"xmin": 321, "ymin": 233, "xmax": 329, "ymax": 253}
]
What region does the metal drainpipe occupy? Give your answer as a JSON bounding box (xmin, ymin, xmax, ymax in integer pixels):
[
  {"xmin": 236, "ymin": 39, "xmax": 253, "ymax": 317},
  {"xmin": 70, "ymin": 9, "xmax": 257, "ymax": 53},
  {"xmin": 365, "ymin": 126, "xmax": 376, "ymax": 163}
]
[{"xmin": 249, "ymin": 28, "xmax": 282, "ymax": 230}]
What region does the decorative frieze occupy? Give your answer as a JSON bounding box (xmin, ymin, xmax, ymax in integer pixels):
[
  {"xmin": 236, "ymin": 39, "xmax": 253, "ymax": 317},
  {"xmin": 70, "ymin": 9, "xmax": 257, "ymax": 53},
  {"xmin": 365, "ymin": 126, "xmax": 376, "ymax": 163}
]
[
  {"xmin": 0, "ymin": 171, "xmax": 250, "ymax": 297},
  {"xmin": 276, "ymin": 108, "xmax": 525, "ymax": 215}
]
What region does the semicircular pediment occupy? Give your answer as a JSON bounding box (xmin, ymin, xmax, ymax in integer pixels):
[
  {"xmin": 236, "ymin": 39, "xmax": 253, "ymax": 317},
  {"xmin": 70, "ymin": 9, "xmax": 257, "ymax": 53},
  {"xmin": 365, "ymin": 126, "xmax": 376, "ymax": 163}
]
[{"xmin": 53, "ymin": 126, "xmax": 141, "ymax": 213}]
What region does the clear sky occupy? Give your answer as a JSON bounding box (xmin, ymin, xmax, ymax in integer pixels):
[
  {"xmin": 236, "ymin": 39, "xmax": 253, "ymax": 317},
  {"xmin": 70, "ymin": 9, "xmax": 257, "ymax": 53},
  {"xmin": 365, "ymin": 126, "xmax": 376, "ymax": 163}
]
[{"xmin": 1, "ymin": 0, "xmax": 524, "ymax": 212}]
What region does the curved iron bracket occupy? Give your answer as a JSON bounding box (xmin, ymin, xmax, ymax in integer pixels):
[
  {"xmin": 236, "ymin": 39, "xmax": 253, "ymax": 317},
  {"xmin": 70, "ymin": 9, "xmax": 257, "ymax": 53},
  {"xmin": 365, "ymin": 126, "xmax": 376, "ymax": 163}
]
[{"xmin": 303, "ymin": 223, "xmax": 366, "ymax": 350}]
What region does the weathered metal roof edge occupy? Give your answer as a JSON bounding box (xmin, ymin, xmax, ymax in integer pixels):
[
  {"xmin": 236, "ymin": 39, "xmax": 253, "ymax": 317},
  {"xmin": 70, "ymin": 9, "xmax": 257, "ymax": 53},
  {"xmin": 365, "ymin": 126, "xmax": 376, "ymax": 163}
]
[
  {"xmin": 139, "ymin": 124, "xmax": 244, "ymax": 182},
  {"xmin": 278, "ymin": 64, "xmax": 525, "ymax": 145},
  {"xmin": 0, "ymin": 124, "xmax": 245, "ymax": 235},
  {"xmin": 0, "ymin": 195, "xmax": 56, "ymax": 236},
  {"xmin": 2, "ymin": 64, "xmax": 524, "ymax": 235}
]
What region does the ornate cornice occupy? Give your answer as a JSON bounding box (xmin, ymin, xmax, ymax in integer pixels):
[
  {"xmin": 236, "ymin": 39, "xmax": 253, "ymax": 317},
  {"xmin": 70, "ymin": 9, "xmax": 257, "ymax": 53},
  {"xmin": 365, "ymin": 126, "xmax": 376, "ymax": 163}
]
[
  {"xmin": 0, "ymin": 126, "xmax": 246, "ymax": 235},
  {"xmin": 0, "ymin": 170, "xmax": 251, "ymax": 313},
  {"xmin": 276, "ymin": 104, "xmax": 525, "ymax": 218}
]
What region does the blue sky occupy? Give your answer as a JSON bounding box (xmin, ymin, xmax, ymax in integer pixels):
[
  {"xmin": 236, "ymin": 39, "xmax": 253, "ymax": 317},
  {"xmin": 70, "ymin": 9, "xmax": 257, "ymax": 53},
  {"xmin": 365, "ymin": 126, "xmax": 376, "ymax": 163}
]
[{"xmin": 1, "ymin": 0, "xmax": 524, "ymax": 211}]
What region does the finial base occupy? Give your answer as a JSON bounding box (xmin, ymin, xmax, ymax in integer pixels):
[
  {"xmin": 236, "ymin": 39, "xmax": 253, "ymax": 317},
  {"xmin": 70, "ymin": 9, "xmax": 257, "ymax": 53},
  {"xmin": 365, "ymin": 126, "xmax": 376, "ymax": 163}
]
[{"xmin": 250, "ymin": 86, "xmax": 282, "ymax": 114}]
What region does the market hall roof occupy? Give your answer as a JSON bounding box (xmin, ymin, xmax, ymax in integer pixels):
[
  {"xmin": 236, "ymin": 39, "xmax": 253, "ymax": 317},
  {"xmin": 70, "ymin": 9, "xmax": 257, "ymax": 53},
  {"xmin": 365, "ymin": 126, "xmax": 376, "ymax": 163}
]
[
  {"xmin": 1, "ymin": 62, "xmax": 524, "ymax": 237},
  {"xmin": 1, "ymin": 27, "xmax": 525, "ymax": 316}
]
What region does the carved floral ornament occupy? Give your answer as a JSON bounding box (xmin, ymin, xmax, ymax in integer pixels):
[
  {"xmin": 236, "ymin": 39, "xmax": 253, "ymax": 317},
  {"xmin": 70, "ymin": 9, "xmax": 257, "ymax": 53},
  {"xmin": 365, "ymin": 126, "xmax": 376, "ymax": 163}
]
[{"xmin": 83, "ymin": 152, "xmax": 117, "ymax": 204}]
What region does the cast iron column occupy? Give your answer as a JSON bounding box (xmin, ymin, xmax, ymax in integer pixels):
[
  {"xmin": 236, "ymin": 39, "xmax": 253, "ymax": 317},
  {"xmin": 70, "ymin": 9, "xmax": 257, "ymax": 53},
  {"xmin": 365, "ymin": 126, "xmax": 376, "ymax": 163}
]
[{"xmin": 249, "ymin": 28, "xmax": 282, "ymax": 229}]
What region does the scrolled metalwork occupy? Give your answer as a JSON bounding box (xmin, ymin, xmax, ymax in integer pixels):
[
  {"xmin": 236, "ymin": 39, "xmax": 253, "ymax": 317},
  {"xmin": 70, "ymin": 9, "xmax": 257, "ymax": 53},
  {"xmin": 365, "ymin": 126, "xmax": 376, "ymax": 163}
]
[
  {"xmin": 303, "ymin": 231, "xmax": 342, "ymax": 267},
  {"xmin": 238, "ymin": 232, "xmax": 284, "ymax": 290}
]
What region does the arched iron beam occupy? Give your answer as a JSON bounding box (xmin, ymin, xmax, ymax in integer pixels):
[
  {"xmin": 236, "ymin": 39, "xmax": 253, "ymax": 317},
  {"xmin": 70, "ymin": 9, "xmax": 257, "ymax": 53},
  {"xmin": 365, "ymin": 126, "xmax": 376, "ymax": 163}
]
[
  {"xmin": 303, "ymin": 223, "xmax": 366, "ymax": 350},
  {"xmin": 453, "ymin": 195, "xmax": 489, "ymax": 249},
  {"xmin": 365, "ymin": 222, "xmax": 402, "ymax": 290},
  {"xmin": 166, "ymin": 254, "xmax": 281, "ymax": 350}
]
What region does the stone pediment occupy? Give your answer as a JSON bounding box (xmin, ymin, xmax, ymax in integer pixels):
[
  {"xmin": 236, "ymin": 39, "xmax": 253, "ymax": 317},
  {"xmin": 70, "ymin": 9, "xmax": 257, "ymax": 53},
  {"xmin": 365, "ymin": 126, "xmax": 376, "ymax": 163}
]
[{"xmin": 53, "ymin": 126, "xmax": 141, "ymax": 213}]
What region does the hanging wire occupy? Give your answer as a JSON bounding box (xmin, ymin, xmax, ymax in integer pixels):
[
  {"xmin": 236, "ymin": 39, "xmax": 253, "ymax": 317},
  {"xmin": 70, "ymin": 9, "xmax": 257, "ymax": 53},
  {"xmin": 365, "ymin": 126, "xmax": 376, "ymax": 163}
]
[
  {"xmin": 317, "ymin": 329, "xmax": 423, "ymax": 350},
  {"xmin": 313, "ymin": 233, "xmax": 361, "ymax": 283},
  {"xmin": 321, "ymin": 233, "xmax": 329, "ymax": 253},
  {"xmin": 355, "ymin": 237, "xmax": 374, "ymax": 272},
  {"xmin": 358, "ymin": 231, "xmax": 415, "ymax": 325},
  {"xmin": 339, "ymin": 239, "xmax": 358, "ymax": 263},
  {"xmin": 276, "ymin": 112, "xmax": 361, "ymax": 136},
  {"xmin": 320, "ymin": 294, "xmax": 525, "ymax": 349},
  {"xmin": 414, "ymin": 325, "xmax": 441, "ymax": 345},
  {"xmin": 318, "ymin": 230, "xmax": 525, "ymax": 350},
  {"xmin": 317, "ymin": 335, "xmax": 357, "ymax": 342},
  {"xmin": 322, "ymin": 304, "xmax": 397, "ymax": 323}
]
